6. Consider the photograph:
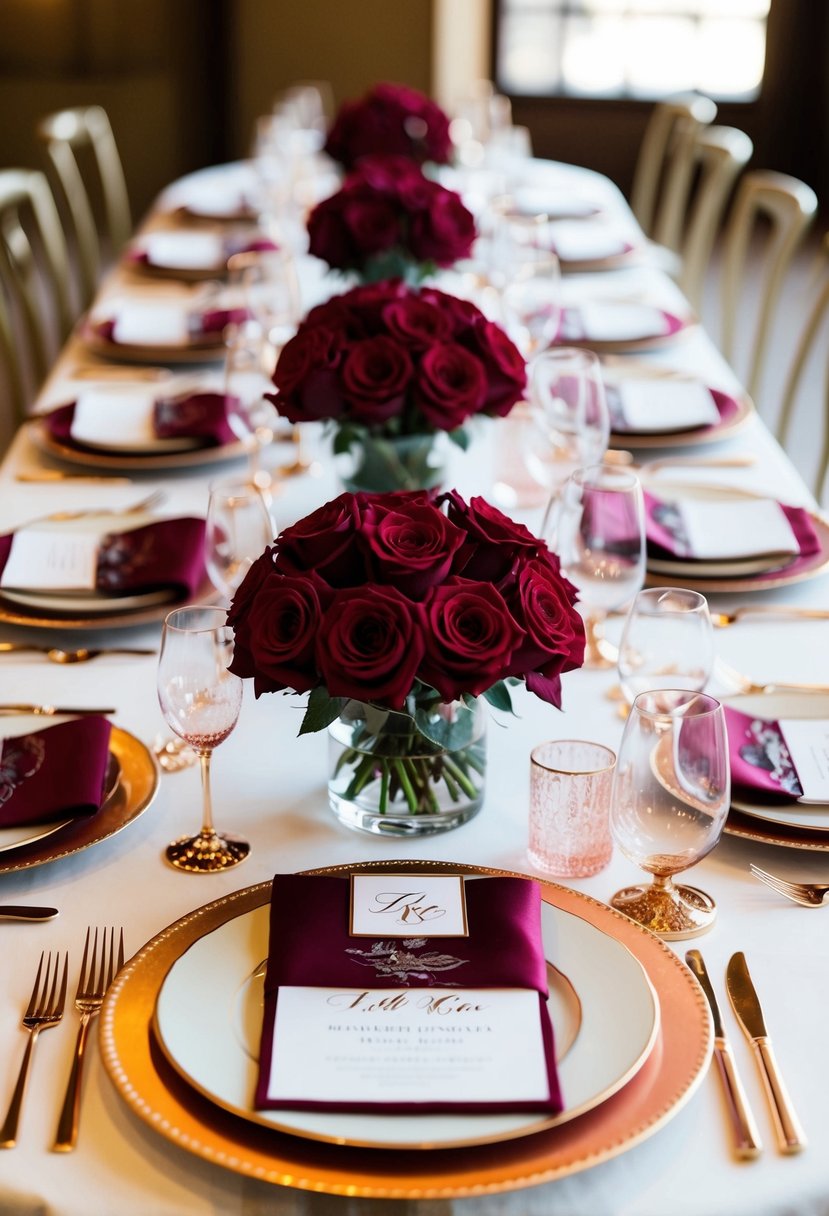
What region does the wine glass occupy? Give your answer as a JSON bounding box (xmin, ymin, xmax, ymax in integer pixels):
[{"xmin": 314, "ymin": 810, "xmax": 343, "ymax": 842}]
[
  {"xmin": 525, "ymin": 348, "xmax": 610, "ymax": 499},
  {"xmin": 205, "ymin": 478, "xmax": 273, "ymax": 605},
  {"xmin": 501, "ymin": 251, "xmax": 561, "ymax": 357},
  {"xmin": 618, "ymin": 588, "xmax": 714, "ymax": 705},
  {"xmin": 549, "ymin": 463, "xmax": 645, "ymax": 667},
  {"xmin": 224, "ymin": 322, "xmax": 280, "ymax": 490},
  {"xmin": 610, "ymin": 689, "xmax": 730, "ymax": 939},
  {"xmin": 228, "ymin": 248, "xmax": 301, "ymax": 358},
  {"xmin": 157, "ymin": 606, "xmax": 247, "ymax": 872}
]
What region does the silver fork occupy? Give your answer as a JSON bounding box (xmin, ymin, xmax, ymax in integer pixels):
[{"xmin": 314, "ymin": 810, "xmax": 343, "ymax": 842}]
[
  {"xmin": 0, "ymin": 950, "xmax": 69, "ymax": 1148},
  {"xmin": 52, "ymin": 927, "xmax": 124, "ymax": 1152},
  {"xmin": 749, "ymin": 865, "xmax": 829, "ymax": 908}
]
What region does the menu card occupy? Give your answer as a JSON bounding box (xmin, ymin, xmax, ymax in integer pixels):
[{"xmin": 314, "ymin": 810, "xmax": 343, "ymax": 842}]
[
  {"xmin": 255, "ymin": 873, "xmax": 563, "ymax": 1115},
  {"xmin": 106, "ymin": 300, "xmax": 191, "ymax": 346},
  {"xmin": 727, "ymin": 706, "xmax": 829, "ymax": 804},
  {"xmin": 611, "ymin": 379, "xmax": 721, "ymax": 432}
]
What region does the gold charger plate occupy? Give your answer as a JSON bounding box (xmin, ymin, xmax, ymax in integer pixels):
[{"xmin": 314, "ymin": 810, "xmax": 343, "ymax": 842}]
[
  {"xmin": 0, "ymin": 724, "xmax": 159, "ymax": 874},
  {"xmin": 100, "ymin": 860, "xmax": 712, "ymax": 1199},
  {"xmin": 607, "ymin": 388, "xmax": 754, "ymax": 451},
  {"xmin": 0, "ymin": 575, "xmax": 215, "ymax": 632},
  {"xmin": 725, "ymin": 809, "xmax": 829, "ymax": 852},
  {"xmin": 31, "ymin": 415, "xmax": 248, "ymax": 473},
  {"xmin": 81, "ymin": 326, "xmax": 225, "ymax": 366}
]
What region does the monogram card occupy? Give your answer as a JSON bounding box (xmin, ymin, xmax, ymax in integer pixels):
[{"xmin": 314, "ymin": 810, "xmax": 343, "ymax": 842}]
[{"xmin": 349, "ymin": 873, "xmax": 468, "ymax": 937}]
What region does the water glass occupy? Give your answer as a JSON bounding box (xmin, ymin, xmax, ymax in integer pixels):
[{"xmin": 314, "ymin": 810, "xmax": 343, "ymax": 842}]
[
  {"xmin": 618, "ymin": 587, "xmax": 714, "ymax": 705},
  {"xmin": 205, "ymin": 478, "xmax": 273, "ymax": 604},
  {"xmin": 526, "ymin": 348, "xmax": 610, "ymax": 497},
  {"xmin": 528, "ymin": 740, "xmax": 617, "ymax": 877}
]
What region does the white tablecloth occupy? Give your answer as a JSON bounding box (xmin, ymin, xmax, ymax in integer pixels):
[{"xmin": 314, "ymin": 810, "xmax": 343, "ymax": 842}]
[{"xmin": 1, "ymin": 161, "xmax": 828, "ymax": 1216}]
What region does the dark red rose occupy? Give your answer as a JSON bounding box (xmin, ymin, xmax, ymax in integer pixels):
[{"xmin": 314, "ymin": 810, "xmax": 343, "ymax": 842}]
[
  {"xmin": 272, "ymin": 326, "xmax": 340, "ymax": 396},
  {"xmin": 317, "ymin": 585, "xmax": 425, "ymax": 708},
  {"xmin": 419, "ymin": 287, "xmax": 486, "ymax": 335},
  {"xmin": 443, "ymin": 492, "xmax": 543, "ymax": 581},
  {"xmin": 408, "ymin": 188, "xmax": 476, "ymax": 265},
  {"xmin": 276, "ymin": 493, "xmax": 365, "ymax": 587},
  {"xmin": 421, "ymin": 579, "xmax": 526, "ymax": 700},
  {"xmin": 244, "ymin": 571, "xmax": 332, "ymax": 696},
  {"xmin": 469, "ymin": 321, "xmax": 527, "ymax": 416},
  {"xmin": 361, "ymin": 500, "xmax": 466, "ymax": 598},
  {"xmin": 355, "ymin": 155, "xmax": 422, "ymax": 197},
  {"xmin": 382, "ymin": 295, "xmax": 452, "ymax": 349},
  {"xmin": 341, "ymin": 194, "xmax": 401, "ymax": 256},
  {"xmin": 505, "ymin": 559, "xmax": 585, "ymax": 707},
  {"xmin": 228, "ymin": 547, "xmax": 277, "ymax": 678},
  {"xmin": 414, "ymin": 343, "xmax": 486, "ymax": 429},
  {"xmin": 306, "ymin": 196, "xmax": 353, "ymax": 268},
  {"xmin": 341, "ymin": 336, "xmax": 413, "ymax": 424},
  {"xmin": 325, "ymin": 84, "xmax": 452, "ymax": 169}
]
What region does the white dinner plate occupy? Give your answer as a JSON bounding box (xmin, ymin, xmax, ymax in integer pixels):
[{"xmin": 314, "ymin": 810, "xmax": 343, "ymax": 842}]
[
  {"xmin": 727, "ymin": 692, "xmax": 829, "ymax": 832},
  {"xmin": 153, "ymin": 892, "xmax": 659, "ymax": 1150}
]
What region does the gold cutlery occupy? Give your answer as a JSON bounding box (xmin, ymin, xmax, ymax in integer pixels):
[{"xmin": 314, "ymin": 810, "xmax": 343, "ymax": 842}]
[
  {"xmin": 715, "ymin": 659, "xmax": 829, "ymax": 697},
  {"xmin": 749, "ymin": 865, "xmax": 829, "ymax": 908},
  {"xmin": 41, "ymin": 488, "xmax": 166, "ymax": 524},
  {"xmin": 726, "ymin": 952, "xmax": 807, "ymax": 1154},
  {"xmin": 685, "ymin": 949, "xmax": 762, "ymax": 1159},
  {"xmin": 712, "ymin": 606, "xmax": 829, "ymax": 628},
  {"xmin": 0, "ymin": 644, "xmax": 156, "ymax": 663},
  {"xmin": 53, "ymin": 927, "xmax": 124, "ymax": 1152},
  {"xmin": 70, "ymin": 364, "xmax": 170, "ymax": 381},
  {"xmin": 16, "ymin": 471, "xmax": 134, "ymax": 485},
  {"xmin": 638, "ymin": 455, "xmax": 757, "ymax": 474},
  {"xmin": 0, "ymin": 951, "xmax": 68, "ymax": 1148},
  {"xmin": 0, "ymin": 906, "xmax": 59, "ymax": 922},
  {"xmin": 0, "ymin": 705, "xmax": 117, "ymax": 716}
]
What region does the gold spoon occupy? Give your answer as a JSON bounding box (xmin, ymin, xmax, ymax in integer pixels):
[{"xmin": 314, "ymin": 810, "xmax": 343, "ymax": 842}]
[{"xmin": 0, "ymin": 644, "xmax": 156, "ymax": 663}]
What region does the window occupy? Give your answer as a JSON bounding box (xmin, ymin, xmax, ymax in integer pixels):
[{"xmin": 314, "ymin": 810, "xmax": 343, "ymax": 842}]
[{"xmin": 496, "ymin": 0, "xmax": 770, "ymax": 101}]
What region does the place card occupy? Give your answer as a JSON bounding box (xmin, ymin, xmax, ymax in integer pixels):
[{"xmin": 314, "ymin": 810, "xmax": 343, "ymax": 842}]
[
  {"xmin": 615, "ymin": 379, "xmax": 720, "ymax": 432},
  {"xmin": 0, "ymin": 530, "xmax": 99, "ymax": 592},
  {"xmin": 109, "ymin": 301, "xmax": 191, "ymax": 346},
  {"xmin": 679, "ymin": 498, "xmax": 800, "ymax": 561},
  {"xmin": 71, "ymin": 388, "xmax": 157, "ymax": 447},
  {"xmin": 350, "ymin": 873, "xmax": 468, "ymax": 937},
  {"xmin": 142, "ymin": 232, "xmax": 225, "ymax": 270},
  {"xmin": 548, "ymin": 221, "xmax": 629, "ymax": 262},
  {"xmin": 572, "ymin": 302, "xmax": 670, "ymax": 342},
  {"xmin": 264, "ymin": 985, "xmax": 550, "ymax": 1107},
  {"xmin": 779, "ymin": 720, "xmax": 829, "ymax": 803}
]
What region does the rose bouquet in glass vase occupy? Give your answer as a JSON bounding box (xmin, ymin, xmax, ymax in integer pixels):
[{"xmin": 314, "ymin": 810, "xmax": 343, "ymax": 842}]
[
  {"xmin": 266, "ymin": 280, "xmax": 527, "ymax": 493},
  {"xmin": 307, "ymin": 156, "xmax": 476, "ymax": 284},
  {"xmin": 324, "ymin": 82, "xmax": 453, "ymax": 170},
  {"xmin": 228, "ymin": 490, "xmax": 585, "ymax": 835}
]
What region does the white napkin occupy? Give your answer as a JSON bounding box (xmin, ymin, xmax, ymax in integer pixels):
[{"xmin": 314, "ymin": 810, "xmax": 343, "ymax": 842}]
[
  {"xmin": 548, "ymin": 221, "xmax": 630, "ymax": 262},
  {"xmin": 679, "ymin": 499, "xmax": 800, "ymax": 561},
  {"xmin": 616, "ymin": 380, "xmax": 720, "ymax": 432},
  {"xmin": 574, "ymin": 303, "xmax": 670, "ymax": 342},
  {"xmin": 0, "ymin": 530, "xmax": 100, "ymax": 592},
  {"xmin": 108, "ymin": 301, "xmax": 190, "ymax": 347},
  {"xmin": 141, "ymin": 232, "xmax": 225, "ymax": 270},
  {"xmin": 70, "ymin": 388, "xmax": 157, "ymax": 447}
]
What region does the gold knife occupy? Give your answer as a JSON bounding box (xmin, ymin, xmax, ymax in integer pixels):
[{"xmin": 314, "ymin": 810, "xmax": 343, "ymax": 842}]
[
  {"xmin": 726, "ymin": 952, "xmax": 807, "ymax": 1154},
  {"xmin": 0, "ymin": 705, "xmax": 117, "ymax": 716},
  {"xmin": 686, "ymin": 950, "xmax": 762, "ymax": 1158}
]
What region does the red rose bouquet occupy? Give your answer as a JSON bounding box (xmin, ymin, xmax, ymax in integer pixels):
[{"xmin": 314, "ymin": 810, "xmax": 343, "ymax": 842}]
[
  {"xmin": 308, "ymin": 156, "xmax": 476, "ymax": 283},
  {"xmin": 228, "ymin": 490, "xmax": 585, "ymax": 828},
  {"xmin": 325, "ymin": 82, "xmax": 452, "ymax": 170},
  {"xmin": 267, "ymin": 280, "xmax": 527, "ymax": 492}
]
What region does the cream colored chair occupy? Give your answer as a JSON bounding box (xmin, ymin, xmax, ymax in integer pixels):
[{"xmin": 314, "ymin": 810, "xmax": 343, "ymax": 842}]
[
  {"xmin": 0, "ymin": 168, "xmax": 73, "ymax": 427},
  {"xmin": 36, "ymin": 105, "xmax": 131, "ymax": 308},
  {"xmin": 630, "ymin": 93, "xmax": 717, "ymax": 242},
  {"xmin": 719, "ymin": 170, "xmax": 818, "ymax": 402},
  {"xmin": 776, "ymin": 233, "xmax": 829, "ymax": 502},
  {"xmin": 677, "ymin": 125, "xmax": 754, "ymax": 313}
]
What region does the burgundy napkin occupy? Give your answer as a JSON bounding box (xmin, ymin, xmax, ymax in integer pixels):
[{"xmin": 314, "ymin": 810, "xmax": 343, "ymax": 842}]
[
  {"xmin": 45, "ymin": 393, "xmax": 237, "ymax": 451},
  {"xmin": 725, "ymin": 705, "xmax": 804, "ymax": 802},
  {"xmin": 644, "ymin": 492, "xmax": 821, "ymax": 563},
  {"xmin": 0, "ymin": 717, "xmax": 112, "ymax": 828},
  {"xmin": 254, "ymin": 873, "xmax": 563, "ymax": 1116},
  {"xmin": 0, "ymin": 517, "xmax": 206, "ymax": 599}
]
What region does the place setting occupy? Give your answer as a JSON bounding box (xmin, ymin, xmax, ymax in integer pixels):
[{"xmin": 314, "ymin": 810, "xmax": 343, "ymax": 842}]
[
  {"xmin": 125, "ymin": 229, "xmax": 279, "ymax": 282},
  {"xmin": 81, "ymin": 292, "xmax": 249, "ymax": 365}
]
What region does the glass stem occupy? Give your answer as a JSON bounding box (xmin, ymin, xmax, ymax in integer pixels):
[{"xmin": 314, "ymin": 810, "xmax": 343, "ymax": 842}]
[{"xmin": 198, "ymin": 749, "xmax": 215, "ymax": 838}]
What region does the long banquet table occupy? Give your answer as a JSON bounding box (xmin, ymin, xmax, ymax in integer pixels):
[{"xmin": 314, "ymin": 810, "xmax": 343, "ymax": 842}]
[{"xmin": 1, "ymin": 158, "xmax": 829, "ymax": 1216}]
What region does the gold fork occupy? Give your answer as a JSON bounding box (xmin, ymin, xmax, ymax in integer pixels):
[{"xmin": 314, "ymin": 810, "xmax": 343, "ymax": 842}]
[
  {"xmin": 52, "ymin": 927, "xmax": 124, "ymax": 1152},
  {"xmin": 43, "ymin": 488, "xmax": 166, "ymax": 524},
  {"xmin": 749, "ymin": 865, "xmax": 829, "ymax": 908},
  {"xmin": 712, "ymin": 606, "xmax": 829, "ymax": 628},
  {"xmin": 0, "ymin": 951, "xmax": 69, "ymax": 1148},
  {"xmin": 715, "ymin": 659, "xmax": 829, "ymax": 696}
]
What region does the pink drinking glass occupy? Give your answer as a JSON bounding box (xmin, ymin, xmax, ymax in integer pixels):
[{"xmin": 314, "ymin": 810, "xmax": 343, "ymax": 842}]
[{"xmin": 528, "ymin": 739, "xmax": 617, "ymax": 877}]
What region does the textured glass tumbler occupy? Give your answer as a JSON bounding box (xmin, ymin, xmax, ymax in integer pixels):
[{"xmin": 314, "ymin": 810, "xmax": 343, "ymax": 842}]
[{"xmin": 528, "ymin": 740, "xmax": 617, "ymax": 877}]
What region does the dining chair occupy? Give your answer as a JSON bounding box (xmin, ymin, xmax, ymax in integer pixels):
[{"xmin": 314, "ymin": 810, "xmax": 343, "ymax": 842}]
[
  {"xmin": 718, "ymin": 170, "xmax": 818, "ymax": 403},
  {"xmin": 775, "ymin": 232, "xmax": 829, "ymax": 502},
  {"xmin": 36, "ymin": 105, "xmax": 132, "ymax": 309},
  {"xmin": 0, "ymin": 168, "xmax": 73, "ymax": 430},
  {"xmin": 630, "ymin": 93, "xmax": 717, "ymax": 243}
]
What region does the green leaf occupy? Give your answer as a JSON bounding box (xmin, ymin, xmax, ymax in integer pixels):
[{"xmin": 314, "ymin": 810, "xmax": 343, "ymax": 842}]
[
  {"xmin": 447, "ymin": 427, "xmax": 470, "ymax": 451},
  {"xmin": 482, "ymin": 681, "xmax": 515, "ymax": 714},
  {"xmin": 415, "ymin": 702, "xmax": 477, "ymax": 751},
  {"xmin": 299, "ymin": 687, "xmax": 345, "ymax": 735}
]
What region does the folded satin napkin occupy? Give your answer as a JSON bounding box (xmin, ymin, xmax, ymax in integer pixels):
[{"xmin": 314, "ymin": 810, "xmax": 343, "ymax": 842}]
[
  {"xmin": 725, "ymin": 705, "xmax": 805, "ymax": 801},
  {"xmin": 45, "ymin": 393, "xmax": 237, "ymax": 450},
  {"xmin": 644, "ymin": 492, "xmax": 820, "ymax": 563},
  {"xmin": 0, "ymin": 716, "xmax": 112, "ymax": 827},
  {"xmin": 254, "ymin": 873, "xmax": 563, "ymax": 1115},
  {"xmin": 0, "ymin": 517, "xmax": 206, "ymax": 598}
]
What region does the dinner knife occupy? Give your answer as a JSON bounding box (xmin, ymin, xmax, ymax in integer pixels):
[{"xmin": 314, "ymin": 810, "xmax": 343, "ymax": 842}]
[
  {"xmin": 726, "ymin": 952, "xmax": 807, "ymax": 1154},
  {"xmin": 685, "ymin": 950, "xmax": 762, "ymax": 1159},
  {"xmin": 0, "ymin": 906, "xmax": 59, "ymax": 922},
  {"xmin": 0, "ymin": 705, "xmax": 117, "ymax": 716}
]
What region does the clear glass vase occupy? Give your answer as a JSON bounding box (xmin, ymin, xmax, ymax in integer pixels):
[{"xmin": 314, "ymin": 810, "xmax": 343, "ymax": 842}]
[
  {"xmin": 336, "ymin": 431, "xmax": 447, "ymax": 494},
  {"xmin": 328, "ymin": 698, "xmax": 486, "ymax": 835}
]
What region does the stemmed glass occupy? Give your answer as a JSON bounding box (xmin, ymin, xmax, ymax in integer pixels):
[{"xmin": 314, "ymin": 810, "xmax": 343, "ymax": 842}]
[
  {"xmin": 157, "ymin": 606, "xmax": 247, "ymax": 873},
  {"xmin": 618, "ymin": 588, "xmax": 714, "ymax": 705},
  {"xmin": 610, "ymin": 690, "xmax": 730, "ymax": 939},
  {"xmin": 548, "ymin": 463, "xmax": 646, "ymax": 667},
  {"xmin": 205, "ymin": 478, "xmax": 273, "ymax": 605},
  {"xmin": 228, "ymin": 248, "xmax": 301, "ymax": 358},
  {"xmin": 501, "ymin": 251, "xmax": 561, "ymax": 357},
  {"xmin": 224, "ymin": 322, "xmax": 281, "ymax": 490},
  {"xmin": 526, "ymin": 348, "xmax": 610, "ymax": 502}
]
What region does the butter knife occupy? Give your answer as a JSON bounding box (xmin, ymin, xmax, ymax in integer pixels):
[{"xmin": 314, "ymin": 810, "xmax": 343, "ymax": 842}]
[
  {"xmin": 686, "ymin": 950, "xmax": 762, "ymax": 1158},
  {"xmin": 0, "ymin": 906, "xmax": 59, "ymax": 921},
  {"xmin": 0, "ymin": 705, "xmax": 117, "ymax": 716},
  {"xmin": 726, "ymin": 952, "xmax": 807, "ymax": 1154}
]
